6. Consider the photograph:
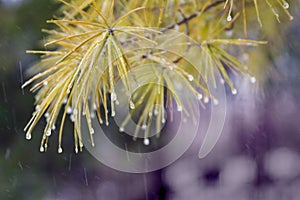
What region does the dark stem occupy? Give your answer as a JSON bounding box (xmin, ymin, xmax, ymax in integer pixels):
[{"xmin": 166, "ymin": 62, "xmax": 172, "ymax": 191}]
[{"xmin": 161, "ymin": 0, "xmax": 225, "ymax": 32}]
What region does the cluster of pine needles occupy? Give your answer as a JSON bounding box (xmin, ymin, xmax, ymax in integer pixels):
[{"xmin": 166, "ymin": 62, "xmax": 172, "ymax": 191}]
[{"xmin": 23, "ymin": 0, "xmax": 293, "ymax": 153}]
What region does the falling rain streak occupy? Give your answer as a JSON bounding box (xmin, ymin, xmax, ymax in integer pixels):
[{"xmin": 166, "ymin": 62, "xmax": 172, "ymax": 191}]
[
  {"xmin": 2, "ymin": 82, "xmax": 8, "ymax": 103},
  {"xmin": 19, "ymin": 61, "xmax": 24, "ymax": 95}
]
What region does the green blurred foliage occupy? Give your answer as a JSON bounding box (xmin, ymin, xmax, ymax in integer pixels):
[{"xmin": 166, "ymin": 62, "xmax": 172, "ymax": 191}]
[{"xmin": 0, "ymin": 1, "xmax": 75, "ymax": 199}]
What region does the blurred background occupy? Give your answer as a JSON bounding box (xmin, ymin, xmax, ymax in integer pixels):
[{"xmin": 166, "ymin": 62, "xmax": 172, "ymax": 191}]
[{"xmin": 0, "ymin": 0, "xmax": 300, "ymax": 199}]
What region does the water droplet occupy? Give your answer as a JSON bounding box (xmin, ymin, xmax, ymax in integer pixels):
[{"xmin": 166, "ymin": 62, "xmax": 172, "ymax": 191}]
[
  {"xmin": 46, "ymin": 129, "xmax": 51, "ymax": 136},
  {"xmin": 188, "ymin": 74, "xmax": 194, "ymax": 81},
  {"xmin": 227, "ymin": 15, "xmax": 232, "ymax": 22},
  {"xmin": 197, "ymin": 94, "xmax": 203, "ymax": 100},
  {"xmin": 26, "ymin": 132, "xmax": 31, "ymax": 140},
  {"xmin": 111, "ymin": 111, "xmax": 115, "ymax": 117},
  {"xmin": 52, "ymin": 125, "xmax": 56, "ymax": 130},
  {"xmin": 93, "ymin": 104, "xmax": 97, "ymax": 110},
  {"xmin": 70, "ymin": 114, "xmax": 75, "ymax": 122},
  {"xmin": 58, "ymin": 147, "xmax": 63, "ymax": 154},
  {"xmin": 154, "ymin": 109, "xmax": 159, "ymax": 116},
  {"xmin": 63, "ymin": 98, "xmax": 68, "ymax": 104},
  {"xmin": 43, "ymin": 81, "xmax": 48, "ymax": 86},
  {"xmin": 91, "ymin": 112, "xmax": 96, "ymax": 119},
  {"xmin": 40, "ymin": 146, "xmax": 45, "ymax": 152},
  {"xmin": 130, "ymin": 101, "xmax": 135, "ymax": 109},
  {"xmin": 35, "ymin": 105, "xmax": 41, "ymax": 111},
  {"xmin": 232, "ymin": 88, "xmax": 238, "ymax": 95},
  {"xmin": 283, "ymin": 1, "xmax": 289, "ymax": 9},
  {"xmin": 142, "ymin": 124, "xmax": 147, "ymax": 130},
  {"xmin": 75, "ymin": 147, "xmax": 78, "ymax": 154},
  {"xmin": 204, "ymin": 97, "xmax": 209, "ymax": 103},
  {"xmin": 90, "ymin": 128, "xmax": 94, "ymax": 135},
  {"xmin": 66, "ymin": 106, "xmax": 72, "ymax": 114},
  {"xmin": 119, "ymin": 127, "xmax": 124, "ymax": 132},
  {"xmin": 250, "ymin": 77, "xmax": 256, "ymax": 83},
  {"xmin": 177, "ymin": 105, "xmax": 182, "ymax": 112},
  {"xmin": 44, "ymin": 112, "xmax": 50, "ymax": 118},
  {"xmin": 144, "ymin": 138, "xmax": 150, "ymax": 146},
  {"xmin": 111, "ymin": 92, "xmax": 117, "ymax": 101},
  {"xmin": 220, "ymin": 79, "xmax": 225, "ymax": 85},
  {"xmin": 162, "ymin": 118, "xmax": 166, "ymax": 124}
]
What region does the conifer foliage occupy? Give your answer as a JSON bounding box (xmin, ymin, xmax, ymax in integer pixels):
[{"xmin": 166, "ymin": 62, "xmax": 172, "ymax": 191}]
[{"xmin": 23, "ymin": 0, "xmax": 293, "ymax": 153}]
